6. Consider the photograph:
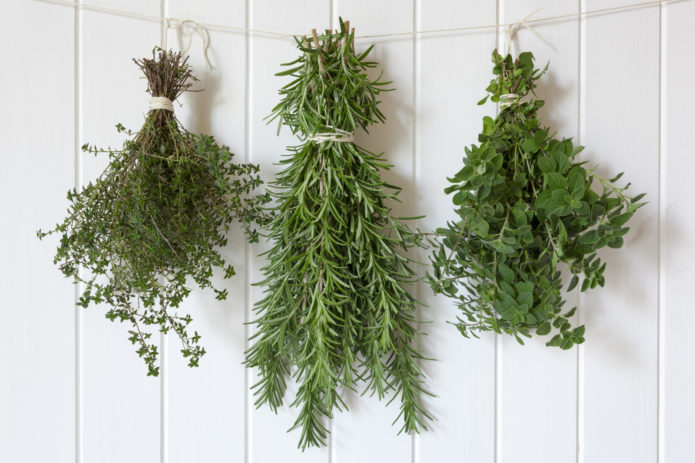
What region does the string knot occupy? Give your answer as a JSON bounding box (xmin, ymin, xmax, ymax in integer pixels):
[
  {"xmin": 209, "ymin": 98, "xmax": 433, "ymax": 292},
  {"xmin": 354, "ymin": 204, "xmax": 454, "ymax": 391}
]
[
  {"xmin": 149, "ymin": 96, "xmax": 174, "ymax": 112},
  {"xmin": 504, "ymin": 7, "xmax": 556, "ymax": 56},
  {"xmin": 307, "ymin": 127, "xmax": 354, "ymax": 144},
  {"xmin": 164, "ymin": 18, "xmax": 214, "ymax": 70}
]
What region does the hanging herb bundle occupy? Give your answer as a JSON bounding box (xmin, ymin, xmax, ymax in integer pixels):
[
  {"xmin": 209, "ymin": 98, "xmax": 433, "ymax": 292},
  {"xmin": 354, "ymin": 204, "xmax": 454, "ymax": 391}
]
[
  {"xmin": 245, "ymin": 20, "xmax": 430, "ymax": 449},
  {"xmin": 429, "ymin": 50, "xmax": 645, "ymax": 348},
  {"xmin": 38, "ymin": 49, "xmax": 270, "ymax": 376}
]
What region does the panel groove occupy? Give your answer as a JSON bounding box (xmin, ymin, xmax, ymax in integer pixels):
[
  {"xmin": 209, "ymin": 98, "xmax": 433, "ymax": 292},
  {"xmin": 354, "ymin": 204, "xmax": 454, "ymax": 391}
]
[
  {"xmin": 657, "ymin": 1, "xmax": 666, "ymax": 461},
  {"xmin": 159, "ymin": 4, "xmax": 169, "ymax": 463},
  {"xmin": 411, "ymin": 0, "xmax": 420, "ymax": 462},
  {"xmin": 576, "ymin": 2, "xmax": 586, "ymax": 462},
  {"xmin": 74, "ymin": 0, "xmax": 84, "ymax": 461},
  {"xmin": 244, "ymin": 1, "xmax": 254, "ymax": 463},
  {"xmin": 328, "ymin": 4, "xmax": 336, "ymax": 460},
  {"xmin": 494, "ymin": 2, "xmax": 503, "ymax": 462}
]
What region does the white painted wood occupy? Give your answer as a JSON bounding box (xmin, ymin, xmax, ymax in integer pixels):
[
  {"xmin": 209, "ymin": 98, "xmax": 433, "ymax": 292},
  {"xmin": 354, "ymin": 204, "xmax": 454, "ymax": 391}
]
[
  {"xmin": 80, "ymin": 2, "xmax": 162, "ymax": 462},
  {"xmin": 416, "ymin": 1, "xmax": 497, "ymax": 462},
  {"xmin": 4, "ymin": 1, "xmax": 695, "ymax": 462},
  {"xmin": 0, "ymin": 1, "xmax": 76, "ymax": 462},
  {"xmin": 248, "ymin": 1, "xmax": 331, "ymax": 461},
  {"xmin": 163, "ymin": 2, "xmax": 249, "ymax": 462},
  {"xmin": 499, "ymin": 2, "xmax": 580, "ymax": 462},
  {"xmin": 663, "ymin": 1, "xmax": 695, "ymax": 461},
  {"xmin": 581, "ymin": 2, "xmax": 660, "ymax": 462}
]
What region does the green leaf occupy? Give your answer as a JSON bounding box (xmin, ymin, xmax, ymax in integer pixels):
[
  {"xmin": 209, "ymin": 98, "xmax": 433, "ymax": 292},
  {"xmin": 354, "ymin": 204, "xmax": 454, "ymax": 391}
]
[
  {"xmin": 567, "ymin": 275, "xmax": 579, "ymax": 292},
  {"xmin": 552, "ymin": 150, "xmax": 570, "ymax": 173},
  {"xmin": 610, "ymin": 172, "xmax": 624, "ymax": 183},
  {"xmin": 483, "ymin": 116, "xmax": 495, "ymax": 135},
  {"xmin": 521, "ymin": 138, "xmax": 539, "ymax": 153},
  {"xmin": 536, "ymin": 321, "xmax": 552, "ymax": 335},
  {"xmin": 610, "ymin": 212, "xmax": 633, "ymax": 227},
  {"xmin": 568, "ymin": 170, "xmax": 585, "ymax": 198},
  {"xmin": 545, "ymin": 172, "xmax": 567, "ymax": 190},
  {"xmin": 498, "ymin": 263, "xmax": 515, "ymax": 282},
  {"xmin": 537, "ymin": 156, "xmax": 556, "ymax": 173}
]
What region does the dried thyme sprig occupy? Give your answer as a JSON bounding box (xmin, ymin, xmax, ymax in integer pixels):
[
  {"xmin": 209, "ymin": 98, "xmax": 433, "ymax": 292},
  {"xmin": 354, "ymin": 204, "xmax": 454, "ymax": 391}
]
[{"xmin": 38, "ymin": 49, "xmax": 271, "ymax": 376}]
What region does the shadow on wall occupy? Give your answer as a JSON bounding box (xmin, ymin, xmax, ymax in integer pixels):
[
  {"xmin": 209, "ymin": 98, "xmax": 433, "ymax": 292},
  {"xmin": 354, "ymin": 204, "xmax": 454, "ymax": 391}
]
[
  {"xmin": 535, "ymin": 67, "xmax": 571, "ymax": 135},
  {"xmin": 185, "ymin": 67, "xmax": 219, "ymax": 136}
]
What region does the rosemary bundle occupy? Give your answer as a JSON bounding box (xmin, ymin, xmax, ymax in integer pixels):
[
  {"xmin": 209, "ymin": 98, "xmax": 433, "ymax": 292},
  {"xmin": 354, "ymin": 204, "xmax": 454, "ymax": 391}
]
[
  {"xmin": 38, "ymin": 49, "xmax": 270, "ymax": 376},
  {"xmin": 246, "ymin": 20, "xmax": 430, "ymax": 449},
  {"xmin": 430, "ymin": 50, "xmax": 645, "ymax": 348}
]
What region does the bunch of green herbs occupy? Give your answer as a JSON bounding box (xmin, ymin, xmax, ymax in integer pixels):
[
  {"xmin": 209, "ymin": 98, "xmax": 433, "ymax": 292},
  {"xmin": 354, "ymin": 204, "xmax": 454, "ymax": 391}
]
[
  {"xmin": 429, "ymin": 50, "xmax": 645, "ymax": 349},
  {"xmin": 245, "ymin": 20, "xmax": 431, "ymax": 449},
  {"xmin": 38, "ymin": 49, "xmax": 270, "ymax": 376}
]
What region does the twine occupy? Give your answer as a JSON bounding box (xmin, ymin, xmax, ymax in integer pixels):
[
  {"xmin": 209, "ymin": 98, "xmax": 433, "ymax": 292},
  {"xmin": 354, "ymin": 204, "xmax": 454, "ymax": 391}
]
[
  {"xmin": 499, "ymin": 93, "xmax": 521, "ymax": 108},
  {"xmin": 164, "ymin": 18, "xmax": 214, "ymax": 70},
  {"xmin": 149, "ymin": 96, "xmax": 174, "ymax": 112},
  {"xmin": 36, "ymin": 0, "xmax": 679, "ymax": 43},
  {"xmin": 504, "ymin": 7, "xmax": 557, "ymax": 57},
  {"xmin": 307, "ymin": 128, "xmax": 354, "ymax": 144}
]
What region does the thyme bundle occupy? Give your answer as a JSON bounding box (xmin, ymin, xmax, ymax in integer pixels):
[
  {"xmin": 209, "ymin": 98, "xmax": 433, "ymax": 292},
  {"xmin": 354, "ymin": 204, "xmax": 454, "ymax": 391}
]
[
  {"xmin": 245, "ymin": 20, "xmax": 430, "ymax": 449},
  {"xmin": 430, "ymin": 50, "xmax": 645, "ymax": 348},
  {"xmin": 38, "ymin": 49, "xmax": 270, "ymax": 375}
]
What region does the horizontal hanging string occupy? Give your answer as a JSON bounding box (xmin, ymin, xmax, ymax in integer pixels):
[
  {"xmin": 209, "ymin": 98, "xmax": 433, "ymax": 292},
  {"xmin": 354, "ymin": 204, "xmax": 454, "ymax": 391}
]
[
  {"xmin": 36, "ymin": 0, "xmax": 684, "ymax": 42},
  {"xmin": 149, "ymin": 96, "xmax": 174, "ymax": 112},
  {"xmin": 307, "ymin": 128, "xmax": 354, "ymax": 144}
]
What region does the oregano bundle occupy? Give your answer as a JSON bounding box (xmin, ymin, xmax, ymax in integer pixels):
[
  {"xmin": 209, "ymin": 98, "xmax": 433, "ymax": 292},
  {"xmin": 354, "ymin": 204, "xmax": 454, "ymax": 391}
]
[
  {"xmin": 245, "ymin": 20, "xmax": 430, "ymax": 449},
  {"xmin": 38, "ymin": 49, "xmax": 270, "ymax": 376},
  {"xmin": 430, "ymin": 50, "xmax": 645, "ymax": 348}
]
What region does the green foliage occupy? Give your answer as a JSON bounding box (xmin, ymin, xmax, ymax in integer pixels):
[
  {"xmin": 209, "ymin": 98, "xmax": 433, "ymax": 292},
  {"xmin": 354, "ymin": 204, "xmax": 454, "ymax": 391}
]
[
  {"xmin": 245, "ymin": 20, "xmax": 430, "ymax": 449},
  {"xmin": 38, "ymin": 49, "xmax": 270, "ymax": 376},
  {"xmin": 429, "ymin": 50, "xmax": 645, "ymax": 349}
]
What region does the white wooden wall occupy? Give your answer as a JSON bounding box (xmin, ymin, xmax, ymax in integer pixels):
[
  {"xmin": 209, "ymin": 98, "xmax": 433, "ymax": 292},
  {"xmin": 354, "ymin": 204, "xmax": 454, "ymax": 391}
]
[{"xmin": 2, "ymin": 0, "xmax": 693, "ymax": 462}]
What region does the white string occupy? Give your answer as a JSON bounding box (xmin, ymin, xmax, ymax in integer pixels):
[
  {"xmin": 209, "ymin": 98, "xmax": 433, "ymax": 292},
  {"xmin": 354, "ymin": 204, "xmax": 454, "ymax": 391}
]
[
  {"xmin": 504, "ymin": 7, "xmax": 556, "ymax": 57},
  {"xmin": 499, "ymin": 93, "xmax": 521, "ymax": 108},
  {"xmin": 149, "ymin": 96, "xmax": 174, "ymax": 112},
  {"xmin": 35, "ymin": 0, "xmax": 680, "ymax": 42},
  {"xmin": 164, "ymin": 18, "xmax": 214, "ymax": 70},
  {"xmin": 307, "ymin": 128, "xmax": 354, "ymax": 144}
]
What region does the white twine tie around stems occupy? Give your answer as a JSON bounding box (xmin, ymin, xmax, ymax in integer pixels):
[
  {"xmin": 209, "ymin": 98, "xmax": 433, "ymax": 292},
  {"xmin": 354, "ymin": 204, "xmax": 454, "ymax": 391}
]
[
  {"xmin": 307, "ymin": 127, "xmax": 355, "ymax": 144},
  {"xmin": 148, "ymin": 96, "xmax": 175, "ymax": 112},
  {"xmin": 499, "ymin": 93, "xmax": 521, "ymax": 108}
]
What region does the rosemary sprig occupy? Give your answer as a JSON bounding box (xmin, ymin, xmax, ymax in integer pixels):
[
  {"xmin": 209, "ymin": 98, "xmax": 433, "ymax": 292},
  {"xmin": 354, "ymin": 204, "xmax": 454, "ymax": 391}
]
[{"xmin": 245, "ymin": 19, "xmax": 431, "ymax": 449}]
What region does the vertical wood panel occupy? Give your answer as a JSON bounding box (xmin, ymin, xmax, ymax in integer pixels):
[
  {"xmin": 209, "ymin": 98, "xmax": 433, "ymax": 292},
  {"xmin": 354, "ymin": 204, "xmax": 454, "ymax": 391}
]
[
  {"xmin": 663, "ymin": 1, "xmax": 695, "ymax": 461},
  {"xmin": 80, "ymin": 2, "xmax": 162, "ymax": 462},
  {"xmin": 582, "ymin": 3, "xmax": 660, "ymax": 462},
  {"xmin": 0, "ymin": 1, "xmax": 76, "ymax": 461},
  {"xmin": 416, "ymin": 1, "xmax": 497, "ymax": 461},
  {"xmin": 331, "ymin": 1, "xmax": 415, "ymax": 461},
  {"xmin": 163, "ymin": 2, "xmax": 249, "ymax": 462},
  {"xmin": 248, "ymin": 1, "xmax": 331, "ymax": 461},
  {"xmin": 499, "ymin": 2, "xmax": 580, "ymax": 462}
]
